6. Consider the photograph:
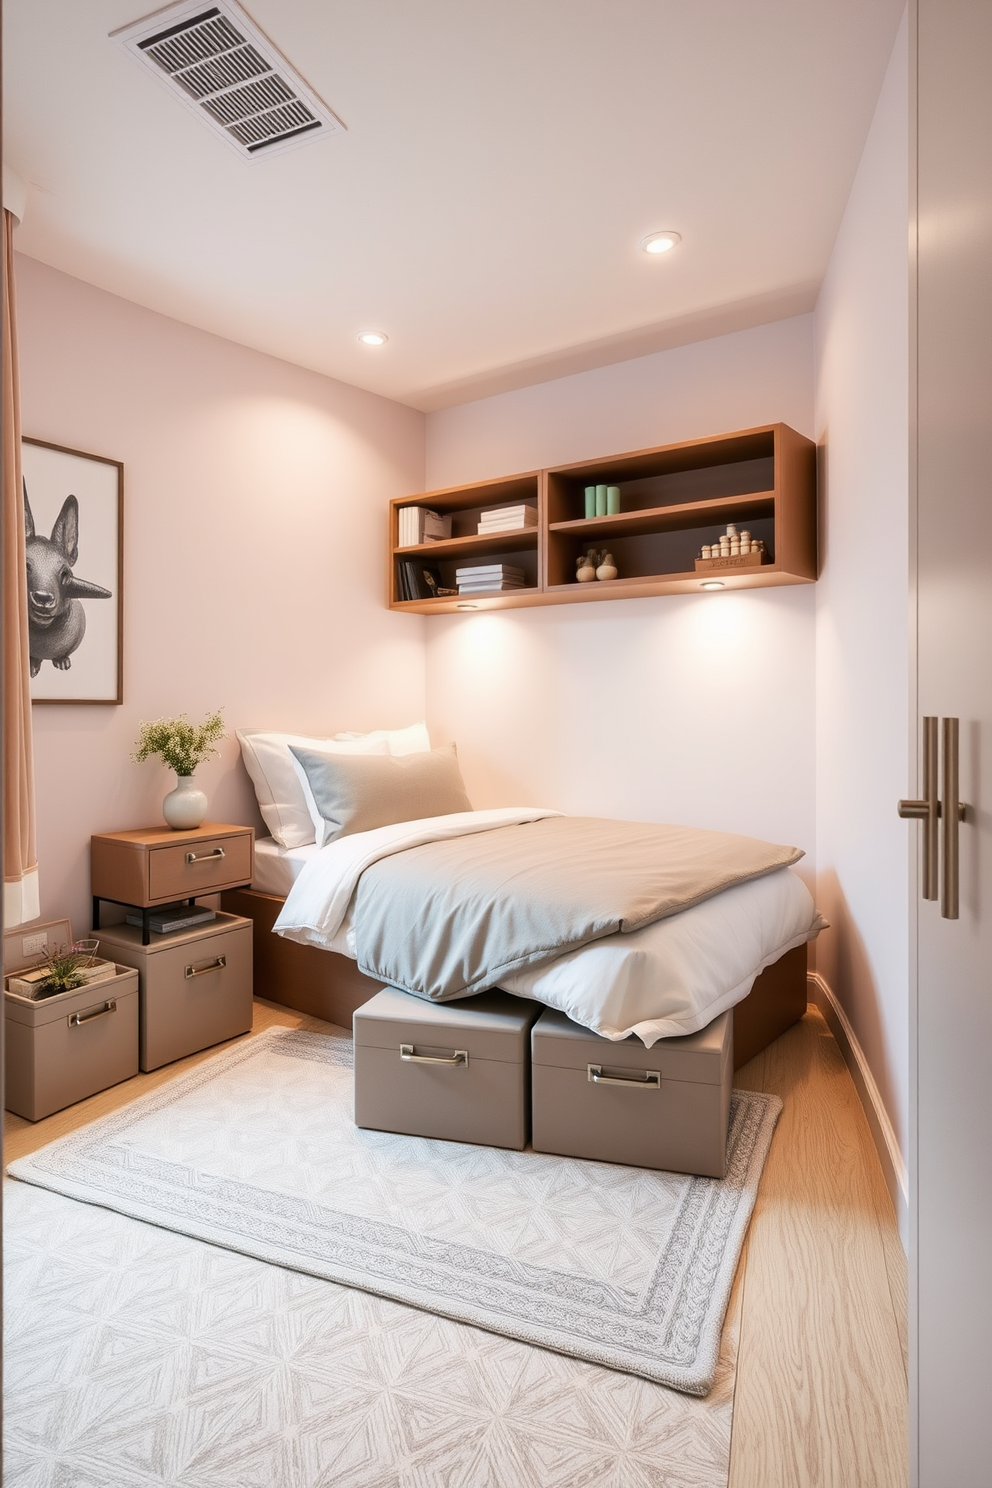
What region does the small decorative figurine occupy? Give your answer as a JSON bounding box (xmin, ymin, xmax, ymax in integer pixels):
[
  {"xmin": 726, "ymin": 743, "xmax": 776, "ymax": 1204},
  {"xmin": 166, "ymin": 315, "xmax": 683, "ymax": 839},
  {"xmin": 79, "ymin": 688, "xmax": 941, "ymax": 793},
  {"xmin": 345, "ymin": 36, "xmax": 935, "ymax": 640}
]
[
  {"xmin": 576, "ymin": 551, "xmax": 598, "ymax": 582},
  {"xmin": 596, "ymin": 552, "xmax": 618, "ymax": 581}
]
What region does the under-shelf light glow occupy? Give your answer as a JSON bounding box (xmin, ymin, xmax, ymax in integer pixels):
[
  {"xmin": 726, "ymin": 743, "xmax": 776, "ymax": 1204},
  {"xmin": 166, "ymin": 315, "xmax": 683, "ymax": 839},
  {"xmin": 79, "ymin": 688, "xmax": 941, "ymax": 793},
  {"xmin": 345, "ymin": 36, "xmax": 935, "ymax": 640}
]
[
  {"xmin": 358, "ymin": 330, "xmax": 388, "ymax": 346},
  {"xmin": 457, "ymin": 602, "xmax": 478, "ymax": 610},
  {"xmin": 640, "ymin": 231, "xmax": 681, "ymax": 255},
  {"xmin": 701, "ymin": 580, "xmax": 725, "ymax": 590}
]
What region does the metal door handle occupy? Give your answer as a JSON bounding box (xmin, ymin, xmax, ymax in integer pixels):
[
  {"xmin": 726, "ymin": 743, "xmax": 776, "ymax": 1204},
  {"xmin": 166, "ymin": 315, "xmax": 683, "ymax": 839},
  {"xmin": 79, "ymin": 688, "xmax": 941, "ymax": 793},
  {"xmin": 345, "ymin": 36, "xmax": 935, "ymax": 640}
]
[
  {"xmin": 68, "ymin": 999, "xmax": 117, "ymax": 1027},
  {"xmin": 185, "ymin": 847, "xmax": 225, "ymax": 864},
  {"xmin": 899, "ymin": 716, "xmax": 939, "ymax": 899},
  {"xmin": 942, "ymin": 717, "xmax": 962, "ymax": 920},
  {"xmin": 184, "ymin": 956, "xmax": 226, "ymax": 979},
  {"xmin": 899, "ymin": 716, "xmax": 967, "ymax": 919},
  {"xmin": 399, "ymin": 1044, "xmax": 468, "ymax": 1066},
  {"xmin": 587, "ymin": 1064, "xmax": 661, "ymax": 1089}
]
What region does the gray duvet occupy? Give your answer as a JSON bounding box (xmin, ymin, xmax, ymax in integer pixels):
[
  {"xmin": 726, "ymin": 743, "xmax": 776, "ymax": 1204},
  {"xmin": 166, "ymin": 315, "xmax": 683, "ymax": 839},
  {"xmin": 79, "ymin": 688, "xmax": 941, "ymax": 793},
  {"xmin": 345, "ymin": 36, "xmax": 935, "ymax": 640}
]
[{"xmin": 354, "ymin": 815, "xmax": 802, "ymax": 1001}]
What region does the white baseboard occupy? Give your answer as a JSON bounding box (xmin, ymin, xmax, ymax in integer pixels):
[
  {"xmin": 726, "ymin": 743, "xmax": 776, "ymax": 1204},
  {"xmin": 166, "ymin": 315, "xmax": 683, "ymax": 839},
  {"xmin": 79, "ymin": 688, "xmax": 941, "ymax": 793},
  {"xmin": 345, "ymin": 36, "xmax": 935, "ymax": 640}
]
[{"xmin": 807, "ymin": 972, "xmax": 908, "ymax": 1248}]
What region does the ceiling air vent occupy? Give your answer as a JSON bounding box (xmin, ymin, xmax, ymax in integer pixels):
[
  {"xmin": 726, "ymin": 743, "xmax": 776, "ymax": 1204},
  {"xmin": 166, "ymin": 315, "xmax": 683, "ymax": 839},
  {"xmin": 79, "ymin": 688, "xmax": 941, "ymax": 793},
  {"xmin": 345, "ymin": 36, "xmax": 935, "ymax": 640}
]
[{"xmin": 112, "ymin": 0, "xmax": 345, "ymax": 159}]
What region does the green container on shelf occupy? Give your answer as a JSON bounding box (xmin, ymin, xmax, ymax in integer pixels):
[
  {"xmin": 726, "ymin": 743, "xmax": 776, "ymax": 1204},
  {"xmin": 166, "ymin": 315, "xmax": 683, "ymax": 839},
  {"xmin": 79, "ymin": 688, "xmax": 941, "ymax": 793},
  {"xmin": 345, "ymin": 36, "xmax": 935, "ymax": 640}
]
[
  {"xmin": 584, "ymin": 485, "xmax": 596, "ymax": 519},
  {"xmin": 607, "ymin": 485, "xmax": 620, "ymax": 515},
  {"xmin": 595, "ymin": 484, "xmax": 608, "ymax": 517}
]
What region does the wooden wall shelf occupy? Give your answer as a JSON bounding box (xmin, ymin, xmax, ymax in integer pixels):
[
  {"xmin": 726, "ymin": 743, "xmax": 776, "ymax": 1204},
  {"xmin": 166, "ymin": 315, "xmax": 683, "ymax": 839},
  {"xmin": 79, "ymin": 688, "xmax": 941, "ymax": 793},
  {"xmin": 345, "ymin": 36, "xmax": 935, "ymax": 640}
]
[{"xmin": 388, "ymin": 423, "xmax": 816, "ymax": 613}]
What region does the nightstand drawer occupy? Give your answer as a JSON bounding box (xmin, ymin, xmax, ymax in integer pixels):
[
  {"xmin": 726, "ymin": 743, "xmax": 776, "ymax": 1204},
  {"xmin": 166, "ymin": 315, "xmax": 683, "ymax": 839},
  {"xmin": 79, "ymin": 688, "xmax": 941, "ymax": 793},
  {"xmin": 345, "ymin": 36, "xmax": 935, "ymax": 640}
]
[{"xmin": 148, "ymin": 832, "xmax": 253, "ymax": 900}]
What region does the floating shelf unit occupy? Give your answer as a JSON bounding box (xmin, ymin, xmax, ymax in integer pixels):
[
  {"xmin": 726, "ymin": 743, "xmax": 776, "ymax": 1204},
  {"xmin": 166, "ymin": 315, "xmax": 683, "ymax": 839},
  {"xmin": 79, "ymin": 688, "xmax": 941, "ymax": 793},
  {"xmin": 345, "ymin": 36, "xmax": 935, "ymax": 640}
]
[{"xmin": 389, "ymin": 423, "xmax": 816, "ymax": 613}]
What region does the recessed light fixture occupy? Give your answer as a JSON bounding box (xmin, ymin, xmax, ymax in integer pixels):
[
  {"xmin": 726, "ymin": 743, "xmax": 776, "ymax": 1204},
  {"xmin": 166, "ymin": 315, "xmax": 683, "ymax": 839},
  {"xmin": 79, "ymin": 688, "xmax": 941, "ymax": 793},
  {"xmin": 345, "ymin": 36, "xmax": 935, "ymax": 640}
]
[
  {"xmin": 358, "ymin": 331, "xmax": 388, "ymax": 346},
  {"xmin": 456, "ymin": 603, "xmax": 478, "ymax": 611},
  {"xmin": 701, "ymin": 580, "xmax": 725, "ymax": 590},
  {"xmin": 640, "ymin": 230, "xmax": 681, "ymax": 256}
]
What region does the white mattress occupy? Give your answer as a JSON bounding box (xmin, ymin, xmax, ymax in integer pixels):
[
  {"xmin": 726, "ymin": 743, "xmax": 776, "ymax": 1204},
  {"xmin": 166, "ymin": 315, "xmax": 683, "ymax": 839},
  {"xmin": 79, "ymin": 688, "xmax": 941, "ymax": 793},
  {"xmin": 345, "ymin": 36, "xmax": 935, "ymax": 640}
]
[
  {"xmin": 273, "ymin": 811, "xmax": 824, "ymax": 1045},
  {"xmin": 252, "ymin": 837, "xmax": 321, "ymax": 898}
]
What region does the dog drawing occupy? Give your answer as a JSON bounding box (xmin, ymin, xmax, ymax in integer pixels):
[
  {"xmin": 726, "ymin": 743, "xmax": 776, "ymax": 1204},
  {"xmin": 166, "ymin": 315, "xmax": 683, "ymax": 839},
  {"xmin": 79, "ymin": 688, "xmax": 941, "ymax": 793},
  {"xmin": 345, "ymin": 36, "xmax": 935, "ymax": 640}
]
[{"xmin": 24, "ymin": 481, "xmax": 112, "ymax": 675}]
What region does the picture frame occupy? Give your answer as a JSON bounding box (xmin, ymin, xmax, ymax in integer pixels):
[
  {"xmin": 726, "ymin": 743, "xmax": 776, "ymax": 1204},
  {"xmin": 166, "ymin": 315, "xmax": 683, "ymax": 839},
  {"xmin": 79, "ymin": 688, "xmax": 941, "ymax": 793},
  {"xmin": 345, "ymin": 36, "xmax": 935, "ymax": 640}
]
[{"xmin": 22, "ymin": 437, "xmax": 124, "ymax": 705}]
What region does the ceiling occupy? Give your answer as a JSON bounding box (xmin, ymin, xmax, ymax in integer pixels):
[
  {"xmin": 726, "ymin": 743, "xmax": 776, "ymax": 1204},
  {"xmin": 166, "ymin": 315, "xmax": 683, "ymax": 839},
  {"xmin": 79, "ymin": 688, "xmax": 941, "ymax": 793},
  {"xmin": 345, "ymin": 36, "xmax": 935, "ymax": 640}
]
[{"xmin": 3, "ymin": 0, "xmax": 904, "ymax": 410}]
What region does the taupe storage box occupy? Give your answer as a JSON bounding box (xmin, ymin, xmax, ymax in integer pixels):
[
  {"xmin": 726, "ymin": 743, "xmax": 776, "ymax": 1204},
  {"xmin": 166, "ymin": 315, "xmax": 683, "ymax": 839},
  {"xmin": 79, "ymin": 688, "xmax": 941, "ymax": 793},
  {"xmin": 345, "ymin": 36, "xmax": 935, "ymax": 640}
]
[
  {"xmin": 97, "ymin": 912, "xmax": 253, "ymax": 1072},
  {"xmin": 354, "ymin": 988, "xmax": 540, "ymax": 1150},
  {"xmin": 531, "ymin": 1008, "xmax": 733, "ymax": 1178},
  {"xmin": 5, "ymin": 968, "xmax": 139, "ymax": 1123}
]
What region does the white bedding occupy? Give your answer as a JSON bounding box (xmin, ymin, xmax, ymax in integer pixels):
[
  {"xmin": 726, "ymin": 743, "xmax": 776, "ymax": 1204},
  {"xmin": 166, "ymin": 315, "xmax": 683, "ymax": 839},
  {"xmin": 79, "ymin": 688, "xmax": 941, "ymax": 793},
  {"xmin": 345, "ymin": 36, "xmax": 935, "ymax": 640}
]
[
  {"xmin": 274, "ymin": 809, "xmax": 823, "ymax": 1046},
  {"xmin": 252, "ymin": 837, "xmax": 321, "ymax": 897}
]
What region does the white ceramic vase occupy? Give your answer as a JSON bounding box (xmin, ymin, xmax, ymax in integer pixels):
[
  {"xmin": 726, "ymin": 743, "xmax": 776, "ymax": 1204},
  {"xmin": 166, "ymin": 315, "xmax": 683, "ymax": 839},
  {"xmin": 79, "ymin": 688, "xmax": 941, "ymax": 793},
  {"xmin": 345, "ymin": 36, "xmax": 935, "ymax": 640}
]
[{"xmin": 162, "ymin": 772, "xmax": 207, "ymax": 830}]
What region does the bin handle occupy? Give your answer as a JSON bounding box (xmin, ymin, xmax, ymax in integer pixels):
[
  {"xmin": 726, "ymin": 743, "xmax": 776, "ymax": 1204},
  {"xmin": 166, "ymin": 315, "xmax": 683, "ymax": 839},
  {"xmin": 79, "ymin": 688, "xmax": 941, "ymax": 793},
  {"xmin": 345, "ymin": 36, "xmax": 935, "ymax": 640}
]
[
  {"xmin": 185, "ymin": 956, "xmax": 227, "ymax": 979},
  {"xmin": 68, "ymin": 999, "xmax": 117, "ymax": 1028},
  {"xmin": 399, "ymin": 1043, "xmax": 468, "ymax": 1067},
  {"xmin": 587, "ymin": 1063, "xmax": 660, "ymax": 1090}
]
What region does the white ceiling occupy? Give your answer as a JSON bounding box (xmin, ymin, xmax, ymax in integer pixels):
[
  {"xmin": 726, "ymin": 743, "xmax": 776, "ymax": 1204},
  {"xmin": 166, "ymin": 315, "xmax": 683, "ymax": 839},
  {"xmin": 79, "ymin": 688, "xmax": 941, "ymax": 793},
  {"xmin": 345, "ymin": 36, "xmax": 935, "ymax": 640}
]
[{"xmin": 3, "ymin": 0, "xmax": 904, "ymax": 410}]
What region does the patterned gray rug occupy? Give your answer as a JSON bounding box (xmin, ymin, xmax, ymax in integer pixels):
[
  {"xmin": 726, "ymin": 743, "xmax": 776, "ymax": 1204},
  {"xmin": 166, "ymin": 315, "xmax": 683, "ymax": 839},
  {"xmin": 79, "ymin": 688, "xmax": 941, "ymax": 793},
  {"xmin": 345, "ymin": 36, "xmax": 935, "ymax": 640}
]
[
  {"xmin": 3, "ymin": 1179, "xmax": 741, "ymax": 1488},
  {"xmin": 8, "ymin": 1028, "xmax": 780, "ymax": 1397}
]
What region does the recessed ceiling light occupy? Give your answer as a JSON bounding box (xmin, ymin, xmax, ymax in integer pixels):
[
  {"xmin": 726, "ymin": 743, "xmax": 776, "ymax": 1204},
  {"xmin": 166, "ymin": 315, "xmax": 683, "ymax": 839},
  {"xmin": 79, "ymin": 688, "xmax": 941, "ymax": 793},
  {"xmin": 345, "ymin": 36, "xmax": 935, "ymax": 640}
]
[
  {"xmin": 701, "ymin": 580, "xmax": 725, "ymax": 590},
  {"xmin": 358, "ymin": 331, "xmax": 388, "ymax": 346},
  {"xmin": 640, "ymin": 231, "xmax": 681, "ymax": 256}
]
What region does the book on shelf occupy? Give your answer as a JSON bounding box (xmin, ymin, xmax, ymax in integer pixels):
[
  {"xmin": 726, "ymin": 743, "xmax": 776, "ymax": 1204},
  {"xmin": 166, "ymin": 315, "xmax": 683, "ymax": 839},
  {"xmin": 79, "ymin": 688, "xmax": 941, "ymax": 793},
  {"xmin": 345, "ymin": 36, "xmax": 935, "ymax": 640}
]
[
  {"xmin": 477, "ymin": 505, "xmax": 538, "ymax": 533},
  {"xmin": 401, "ymin": 561, "xmax": 457, "ymax": 601},
  {"xmin": 125, "ymin": 903, "xmax": 217, "ymax": 935},
  {"xmin": 455, "ymin": 563, "xmax": 526, "ymax": 579},
  {"xmin": 457, "ymin": 580, "xmax": 528, "ymax": 593},
  {"xmin": 398, "ymin": 506, "xmax": 452, "ymax": 546}
]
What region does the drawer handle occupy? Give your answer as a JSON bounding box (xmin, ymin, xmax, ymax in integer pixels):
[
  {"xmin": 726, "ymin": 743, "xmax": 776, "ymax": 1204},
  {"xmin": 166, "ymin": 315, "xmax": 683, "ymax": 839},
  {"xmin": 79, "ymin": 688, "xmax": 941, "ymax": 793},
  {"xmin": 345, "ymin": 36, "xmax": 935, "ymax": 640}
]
[
  {"xmin": 588, "ymin": 1064, "xmax": 661, "ymax": 1090},
  {"xmin": 399, "ymin": 1043, "xmax": 468, "ymax": 1067},
  {"xmin": 68, "ymin": 999, "xmax": 117, "ymax": 1028},
  {"xmin": 185, "ymin": 956, "xmax": 227, "ymax": 979},
  {"xmin": 185, "ymin": 847, "xmax": 226, "ymax": 864}
]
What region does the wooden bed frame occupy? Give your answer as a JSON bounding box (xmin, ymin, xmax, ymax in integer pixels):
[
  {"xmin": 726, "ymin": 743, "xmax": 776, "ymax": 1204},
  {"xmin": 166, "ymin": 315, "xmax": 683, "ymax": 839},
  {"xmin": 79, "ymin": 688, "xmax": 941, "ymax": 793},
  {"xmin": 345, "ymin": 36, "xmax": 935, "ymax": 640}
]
[{"xmin": 222, "ymin": 887, "xmax": 809, "ymax": 1070}]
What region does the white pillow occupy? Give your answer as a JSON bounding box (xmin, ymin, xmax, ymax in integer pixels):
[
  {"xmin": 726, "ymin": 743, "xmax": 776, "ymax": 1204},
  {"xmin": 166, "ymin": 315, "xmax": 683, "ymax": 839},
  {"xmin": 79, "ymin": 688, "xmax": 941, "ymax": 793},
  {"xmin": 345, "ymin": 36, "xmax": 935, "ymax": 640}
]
[
  {"xmin": 237, "ymin": 731, "xmax": 389, "ymax": 848},
  {"xmin": 290, "ymin": 742, "xmax": 472, "ymax": 848},
  {"xmin": 333, "ymin": 721, "xmax": 431, "ymax": 757}
]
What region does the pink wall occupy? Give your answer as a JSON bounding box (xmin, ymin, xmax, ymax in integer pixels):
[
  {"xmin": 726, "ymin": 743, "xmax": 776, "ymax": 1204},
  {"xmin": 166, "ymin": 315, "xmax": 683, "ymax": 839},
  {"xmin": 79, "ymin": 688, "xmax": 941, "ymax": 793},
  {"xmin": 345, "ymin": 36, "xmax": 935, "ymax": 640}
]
[
  {"xmin": 814, "ymin": 12, "xmax": 910, "ymax": 1167},
  {"xmin": 16, "ymin": 255, "xmax": 425, "ymax": 937},
  {"xmin": 423, "ymin": 317, "xmax": 817, "ymax": 885}
]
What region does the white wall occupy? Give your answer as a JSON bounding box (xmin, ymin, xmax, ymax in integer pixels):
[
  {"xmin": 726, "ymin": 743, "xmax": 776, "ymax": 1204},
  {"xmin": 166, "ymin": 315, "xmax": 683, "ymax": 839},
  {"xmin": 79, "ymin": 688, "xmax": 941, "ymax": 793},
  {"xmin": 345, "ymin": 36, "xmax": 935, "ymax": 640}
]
[
  {"xmin": 424, "ymin": 318, "xmax": 817, "ymax": 882},
  {"xmin": 813, "ymin": 11, "xmax": 910, "ymax": 1161},
  {"xmin": 16, "ymin": 255, "xmax": 425, "ymax": 937}
]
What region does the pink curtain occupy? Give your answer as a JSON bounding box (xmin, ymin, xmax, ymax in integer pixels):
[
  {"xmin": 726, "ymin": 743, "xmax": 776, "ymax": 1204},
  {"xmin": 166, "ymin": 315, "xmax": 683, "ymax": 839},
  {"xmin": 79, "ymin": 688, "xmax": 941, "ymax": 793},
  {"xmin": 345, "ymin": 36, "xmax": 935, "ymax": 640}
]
[{"xmin": 2, "ymin": 210, "xmax": 39, "ymax": 925}]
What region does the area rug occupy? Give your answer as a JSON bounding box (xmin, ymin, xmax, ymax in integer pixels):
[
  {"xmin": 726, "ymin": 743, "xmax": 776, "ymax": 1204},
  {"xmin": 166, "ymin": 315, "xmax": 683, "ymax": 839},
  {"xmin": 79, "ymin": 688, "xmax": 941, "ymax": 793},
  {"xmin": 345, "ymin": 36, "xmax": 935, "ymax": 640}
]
[
  {"xmin": 3, "ymin": 1179, "xmax": 741, "ymax": 1488},
  {"xmin": 8, "ymin": 1028, "xmax": 780, "ymax": 1396}
]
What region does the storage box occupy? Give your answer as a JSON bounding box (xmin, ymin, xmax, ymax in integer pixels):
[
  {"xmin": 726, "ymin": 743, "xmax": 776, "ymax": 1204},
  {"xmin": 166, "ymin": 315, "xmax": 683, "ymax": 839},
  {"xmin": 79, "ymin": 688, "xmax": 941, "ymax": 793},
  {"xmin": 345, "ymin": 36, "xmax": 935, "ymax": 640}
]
[
  {"xmin": 97, "ymin": 912, "xmax": 253, "ymax": 1072},
  {"xmin": 531, "ymin": 1008, "xmax": 733, "ymax": 1178},
  {"xmin": 354, "ymin": 988, "xmax": 540, "ymax": 1150}
]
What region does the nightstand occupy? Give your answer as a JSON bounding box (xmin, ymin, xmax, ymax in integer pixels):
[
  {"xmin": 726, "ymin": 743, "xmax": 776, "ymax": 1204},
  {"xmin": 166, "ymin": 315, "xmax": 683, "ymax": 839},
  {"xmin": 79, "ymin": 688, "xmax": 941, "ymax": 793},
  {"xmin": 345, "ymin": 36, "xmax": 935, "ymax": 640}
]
[{"xmin": 91, "ymin": 823, "xmax": 255, "ymax": 944}]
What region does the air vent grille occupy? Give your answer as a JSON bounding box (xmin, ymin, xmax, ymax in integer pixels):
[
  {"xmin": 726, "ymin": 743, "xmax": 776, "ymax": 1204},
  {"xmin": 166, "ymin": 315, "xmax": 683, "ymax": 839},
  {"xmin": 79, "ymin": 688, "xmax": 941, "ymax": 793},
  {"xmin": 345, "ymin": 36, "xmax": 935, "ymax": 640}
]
[{"xmin": 112, "ymin": 0, "xmax": 344, "ymax": 159}]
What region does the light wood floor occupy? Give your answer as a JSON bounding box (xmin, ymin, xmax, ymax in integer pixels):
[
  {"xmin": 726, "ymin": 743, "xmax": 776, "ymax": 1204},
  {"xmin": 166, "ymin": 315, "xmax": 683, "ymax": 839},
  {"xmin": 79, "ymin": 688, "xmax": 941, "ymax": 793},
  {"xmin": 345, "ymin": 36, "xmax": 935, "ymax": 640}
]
[{"xmin": 4, "ymin": 998, "xmax": 908, "ymax": 1487}]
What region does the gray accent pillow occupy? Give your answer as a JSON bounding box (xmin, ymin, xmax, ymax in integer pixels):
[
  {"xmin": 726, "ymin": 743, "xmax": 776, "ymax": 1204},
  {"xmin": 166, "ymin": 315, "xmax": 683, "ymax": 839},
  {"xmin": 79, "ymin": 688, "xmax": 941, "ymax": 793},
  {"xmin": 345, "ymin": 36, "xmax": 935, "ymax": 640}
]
[{"xmin": 288, "ymin": 742, "xmax": 473, "ymax": 846}]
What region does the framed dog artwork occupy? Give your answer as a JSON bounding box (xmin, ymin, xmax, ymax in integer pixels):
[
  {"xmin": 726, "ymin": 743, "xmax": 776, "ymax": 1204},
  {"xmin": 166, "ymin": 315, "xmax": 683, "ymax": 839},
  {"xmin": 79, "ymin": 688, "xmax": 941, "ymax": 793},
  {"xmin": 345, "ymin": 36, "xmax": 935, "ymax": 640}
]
[{"xmin": 22, "ymin": 438, "xmax": 123, "ymax": 705}]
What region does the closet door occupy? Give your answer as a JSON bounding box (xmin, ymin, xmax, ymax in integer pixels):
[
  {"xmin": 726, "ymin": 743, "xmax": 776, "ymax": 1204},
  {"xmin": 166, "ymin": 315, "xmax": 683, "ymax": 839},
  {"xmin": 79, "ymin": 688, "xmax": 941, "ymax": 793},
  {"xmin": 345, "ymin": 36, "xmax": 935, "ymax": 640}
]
[{"xmin": 912, "ymin": 3, "xmax": 992, "ymax": 1483}]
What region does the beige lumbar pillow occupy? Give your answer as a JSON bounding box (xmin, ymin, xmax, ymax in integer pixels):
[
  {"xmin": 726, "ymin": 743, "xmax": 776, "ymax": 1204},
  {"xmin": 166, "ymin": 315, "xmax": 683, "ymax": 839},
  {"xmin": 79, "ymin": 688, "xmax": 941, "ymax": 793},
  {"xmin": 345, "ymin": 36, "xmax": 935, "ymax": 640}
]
[{"xmin": 288, "ymin": 742, "xmax": 473, "ymax": 847}]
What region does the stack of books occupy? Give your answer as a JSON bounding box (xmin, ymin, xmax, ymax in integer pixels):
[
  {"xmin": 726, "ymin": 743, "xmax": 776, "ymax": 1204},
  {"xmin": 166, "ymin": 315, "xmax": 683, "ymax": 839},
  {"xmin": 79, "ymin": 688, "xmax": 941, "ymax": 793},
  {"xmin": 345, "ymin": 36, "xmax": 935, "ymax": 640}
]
[
  {"xmin": 455, "ymin": 564, "xmax": 527, "ymax": 594},
  {"xmin": 125, "ymin": 902, "xmax": 217, "ymax": 935},
  {"xmin": 477, "ymin": 504, "xmax": 538, "ymax": 535},
  {"xmin": 396, "ymin": 561, "xmax": 457, "ymax": 601},
  {"xmin": 398, "ymin": 507, "xmax": 452, "ymax": 546}
]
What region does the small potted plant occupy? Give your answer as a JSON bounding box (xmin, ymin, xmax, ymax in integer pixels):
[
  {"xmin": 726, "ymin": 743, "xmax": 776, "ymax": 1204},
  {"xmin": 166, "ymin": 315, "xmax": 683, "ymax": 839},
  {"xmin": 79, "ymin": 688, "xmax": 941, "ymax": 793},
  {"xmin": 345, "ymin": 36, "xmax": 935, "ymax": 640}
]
[
  {"xmin": 132, "ymin": 708, "xmax": 225, "ymax": 829},
  {"xmin": 35, "ymin": 945, "xmax": 87, "ymax": 999}
]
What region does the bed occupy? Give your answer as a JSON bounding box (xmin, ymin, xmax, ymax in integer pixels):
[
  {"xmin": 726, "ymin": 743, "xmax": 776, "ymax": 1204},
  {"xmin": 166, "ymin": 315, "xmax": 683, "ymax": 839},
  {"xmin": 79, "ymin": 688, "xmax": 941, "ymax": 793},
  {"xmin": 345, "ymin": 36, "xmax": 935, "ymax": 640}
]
[{"xmin": 223, "ymin": 817, "xmax": 819, "ymax": 1070}]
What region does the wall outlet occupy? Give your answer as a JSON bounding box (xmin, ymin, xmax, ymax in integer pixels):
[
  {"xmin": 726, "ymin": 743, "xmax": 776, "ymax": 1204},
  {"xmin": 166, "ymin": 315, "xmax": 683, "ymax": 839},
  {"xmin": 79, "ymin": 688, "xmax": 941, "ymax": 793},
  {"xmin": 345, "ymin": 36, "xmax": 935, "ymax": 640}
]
[{"xmin": 21, "ymin": 932, "xmax": 48, "ymax": 958}]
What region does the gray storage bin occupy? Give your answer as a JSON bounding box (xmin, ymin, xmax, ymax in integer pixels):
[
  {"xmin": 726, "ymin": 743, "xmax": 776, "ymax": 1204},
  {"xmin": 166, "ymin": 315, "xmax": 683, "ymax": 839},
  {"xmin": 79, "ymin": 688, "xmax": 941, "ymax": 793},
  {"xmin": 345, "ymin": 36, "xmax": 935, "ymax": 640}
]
[
  {"xmin": 5, "ymin": 967, "xmax": 139, "ymax": 1122},
  {"xmin": 531, "ymin": 1007, "xmax": 733, "ymax": 1177},
  {"xmin": 354, "ymin": 987, "xmax": 540, "ymax": 1150},
  {"xmin": 97, "ymin": 913, "xmax": 253, "ymax": 1072}
]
